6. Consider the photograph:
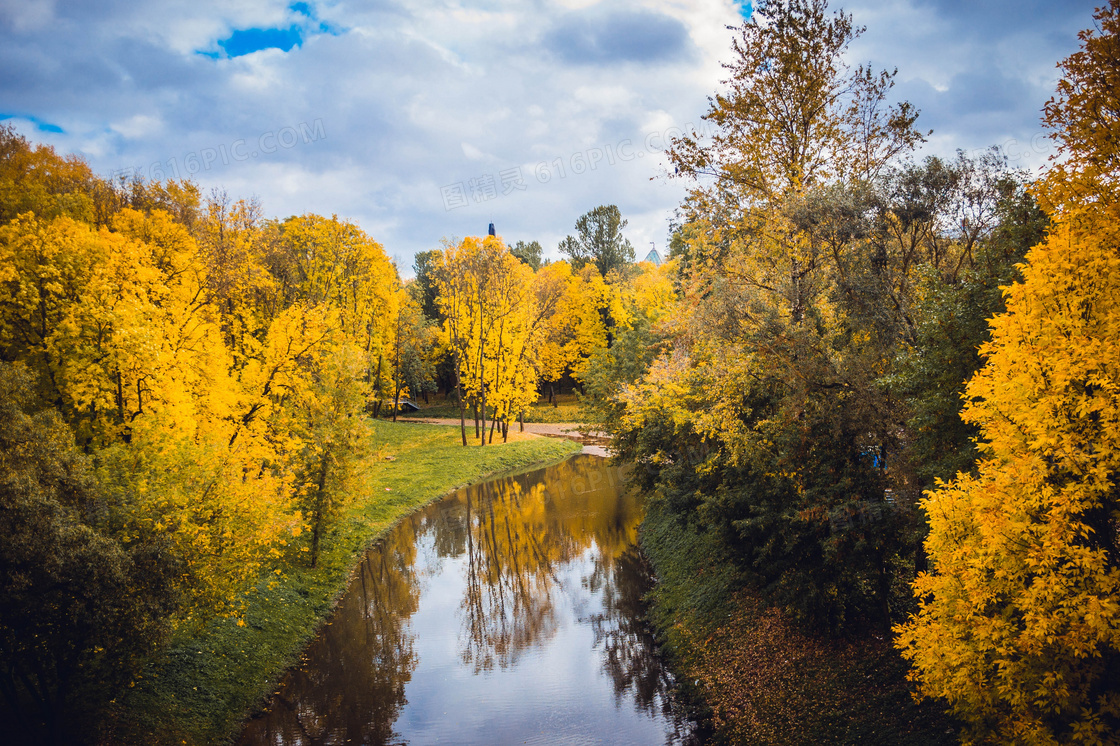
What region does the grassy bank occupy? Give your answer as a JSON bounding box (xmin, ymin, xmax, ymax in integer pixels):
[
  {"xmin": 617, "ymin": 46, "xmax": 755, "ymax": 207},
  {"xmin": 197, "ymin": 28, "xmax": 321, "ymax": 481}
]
[
  {"xmin": 105, "ymin": 421, "xmax": 580, "ymax": 745},
  {"xmin": 640, "ymin": 497, "xmax": 958, "ymax": 745}
]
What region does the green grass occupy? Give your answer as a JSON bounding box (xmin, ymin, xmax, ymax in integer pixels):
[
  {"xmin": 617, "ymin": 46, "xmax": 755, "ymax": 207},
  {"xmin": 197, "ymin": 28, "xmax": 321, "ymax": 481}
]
[
  {"xmin": 398, "ymin": 392, "xmax": 591, "ymax": 424},
  {"xmin": 104, "ymin": 421, "xmax": 580, "ymax": 745},
  {"xmin": 640, "ymin": 498, "xmax": 959, "ymax": 745}
]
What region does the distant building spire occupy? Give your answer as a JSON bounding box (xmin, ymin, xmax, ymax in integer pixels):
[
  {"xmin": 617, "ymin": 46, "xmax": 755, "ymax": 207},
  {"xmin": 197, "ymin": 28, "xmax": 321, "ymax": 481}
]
[{"xmin": 488, "ymin": 222, "xmax": 496, "ymax": 237}]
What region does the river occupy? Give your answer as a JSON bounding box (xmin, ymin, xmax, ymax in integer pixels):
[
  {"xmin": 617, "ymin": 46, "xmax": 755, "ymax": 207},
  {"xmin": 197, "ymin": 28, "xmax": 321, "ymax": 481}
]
[{"xmin": 237, "ymin": 453, "xmax": 696, "ymax": 745}]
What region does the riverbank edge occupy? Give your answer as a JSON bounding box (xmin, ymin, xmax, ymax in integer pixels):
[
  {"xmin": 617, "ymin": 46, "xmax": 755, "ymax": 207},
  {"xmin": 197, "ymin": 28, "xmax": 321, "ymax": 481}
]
[
  {"xmin": 104, "ymin": 422, "xmax": 581, "ymax": 745},
  {"xmin": 638, "ymin": 494, "xmax": 959, "ymax": 745}
]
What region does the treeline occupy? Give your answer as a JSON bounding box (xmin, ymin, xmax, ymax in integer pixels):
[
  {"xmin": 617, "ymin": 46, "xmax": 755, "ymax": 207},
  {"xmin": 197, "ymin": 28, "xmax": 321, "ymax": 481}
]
[
  {"xmin": 0, "ymin": 121, "xmax": 678, "ymax": 740},
  {"xmin": 582, "ymin": 0, "xmax": 1120, "ymax": 743},
  {"xmin": 414, "ymin": 205, "xmax": 675, "ymax": 446},
  {"xmin": 0, "ymin": 125, "xmax": 418, "ymax": 741}
]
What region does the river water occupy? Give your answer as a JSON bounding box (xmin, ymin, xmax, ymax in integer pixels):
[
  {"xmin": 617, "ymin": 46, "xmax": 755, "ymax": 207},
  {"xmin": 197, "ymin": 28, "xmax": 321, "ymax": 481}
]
[{"xmin": 237, "ymin": 454, "xmax": 696, "ymax": 745}]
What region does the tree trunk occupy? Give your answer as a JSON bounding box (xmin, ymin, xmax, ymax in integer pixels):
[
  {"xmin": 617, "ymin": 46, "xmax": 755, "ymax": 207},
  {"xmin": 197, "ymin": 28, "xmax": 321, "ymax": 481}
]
[
  {"xmin": 455, "ymin": 353, "xmax": 467, "ymax": 446},
  {"xmin": 310, "ymin": 457, "xmax": 329, "ymax": 569},
  {"xmin": 480, "ymin": 372, "xmax": 487, "ymax": 447},
  {"xmin": 391, "ymin": 306, "xmax": 402, "ymax": 422},
  {"xmin": 519, "ymin": 409, "xmax": 524, "ymax": 432},
  {"xmin": 372, "ymin": 355, "xmax": 384, "ymax": 418},
  {"xmin": 115, "ymin": 369, "xmax": 125, "ymax": 423}
]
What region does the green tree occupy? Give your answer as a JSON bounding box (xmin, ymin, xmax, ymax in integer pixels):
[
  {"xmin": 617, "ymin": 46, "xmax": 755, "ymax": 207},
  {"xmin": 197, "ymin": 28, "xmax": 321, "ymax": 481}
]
[
  {"xmin": 411, "ymin": 249, "xmax": 443, "ymax": 321},
  {"xmin": 511, "ymin": 240, "xmax": 544, "ymax": 271},
  {"xmin": 890, "ymin": 184, "xmax": 1047, "ymax": 491},
  {"xmin": 558, "ymin": 205, "xmax": 634, "ymax": 277},
  {"xmin": 0, "ymin": 363, "xmax": 177, "ymax": 744}
]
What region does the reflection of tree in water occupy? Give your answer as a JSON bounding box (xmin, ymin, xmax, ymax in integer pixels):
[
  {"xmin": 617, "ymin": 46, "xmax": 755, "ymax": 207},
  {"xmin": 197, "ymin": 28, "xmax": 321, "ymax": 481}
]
[
  {"xmin": 590, "ymin": 545, "xmax": 694, "ymax": 741},
  {"xmin": 459, "ymin": 478, "xmax": 566, "ymax": 672},
  {"xmin": 238, "ymin": 455, "xmax": 696, "ymax": 744},
  {"xmin": 237, "ymin": 516, "xmax": 423, "ymax": 746},
  {"xmin": 422, "ymin": 498, "xmax": 468, "ymax": 560},
  {"xmin": 453, "ymin": 456, "xmax": 646, "ymax": 674}
]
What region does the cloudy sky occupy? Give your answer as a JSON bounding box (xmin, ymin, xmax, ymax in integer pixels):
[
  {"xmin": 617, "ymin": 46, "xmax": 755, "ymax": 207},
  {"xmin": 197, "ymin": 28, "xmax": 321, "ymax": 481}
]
[{"xmin": 0, "ymin": 0, "xmax": 1099, "ymax": 272}]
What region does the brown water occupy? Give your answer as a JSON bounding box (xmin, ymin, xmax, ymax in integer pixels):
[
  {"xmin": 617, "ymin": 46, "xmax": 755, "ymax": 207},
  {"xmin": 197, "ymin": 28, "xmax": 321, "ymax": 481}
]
[{"xmin": 237, "ymin": 454, "xmax": 696, "ymax": 745}]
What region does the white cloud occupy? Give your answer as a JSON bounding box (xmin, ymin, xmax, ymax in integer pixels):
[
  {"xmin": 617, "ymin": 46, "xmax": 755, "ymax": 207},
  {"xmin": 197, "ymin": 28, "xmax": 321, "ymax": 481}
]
[{"xmin": 110, "ymin": 114, "xmax": 164, "ymax": 139}]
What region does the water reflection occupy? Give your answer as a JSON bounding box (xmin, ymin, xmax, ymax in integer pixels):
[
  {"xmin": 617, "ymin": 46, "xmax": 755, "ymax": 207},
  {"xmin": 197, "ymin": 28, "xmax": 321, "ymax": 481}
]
[{"xmin": 239, "ymin": 455, "xmax": 694, "ymax": 745}]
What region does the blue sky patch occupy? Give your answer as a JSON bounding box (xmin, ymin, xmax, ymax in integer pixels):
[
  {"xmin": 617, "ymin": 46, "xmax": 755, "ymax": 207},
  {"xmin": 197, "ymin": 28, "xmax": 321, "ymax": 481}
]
[
  {"xmin": 289, "ymin": 2, "xmax": 344, "ymax": 34},
  {"xmin": 1, "ymin": 113, "xmax": 64, "ymax": 133},
  {"xmin": 216, "ymin": 25, "xmax": 303, "ymax": 58},
  {"xmin": 737, "ymin": 2, "xmax": 753, "ymax": 21}
]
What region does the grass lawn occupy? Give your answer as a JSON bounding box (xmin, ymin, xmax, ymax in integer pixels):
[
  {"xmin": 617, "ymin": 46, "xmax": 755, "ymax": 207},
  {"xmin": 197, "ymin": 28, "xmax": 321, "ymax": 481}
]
[
  {"xmin": 104, "ymin": 420, "xmax": 580, "ymax": 745},
  {"xmin": 398, "ymin": 392, "xmax": 590, "ymax": 423},
  {"xmin": 641, "ymin": 497, "xmax": 959, "ymax": 746}
]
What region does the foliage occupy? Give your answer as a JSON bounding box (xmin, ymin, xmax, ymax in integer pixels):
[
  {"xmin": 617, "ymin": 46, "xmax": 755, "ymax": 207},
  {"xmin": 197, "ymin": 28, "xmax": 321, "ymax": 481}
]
[
  {"xmin": 510, "ymin": 239, "xmax": 543, "ymax": 271},
  {"xmin": 434, "ymin": 236, "xmax": 600, "ymax": 443},
  {"xmin": 897, "ymin": 4, "xmax": 1120, "ymax": 742},
  {"xmin": 0, "ymin": 363, "xmax": 178, "ymax": 744},
  {"xmin": 641, "ymin": 497, "xmax": 957, "ymax": 745},
  {"xmin": 594, "ymin": 0, "xmax": 1053, "ymax": 637},
  {"xmin": 897, "ymin": 209, "xmax": 1120, "ymax": 744},
  {"xmin": 0, "ymin": 124, "xmax": 98, "ymax": 225},
  {"xmin": 0, "ymin": 131, "xmax": 409, "ymax": 629},
  {"xmin": 889, "ymin": 187, "xmax": 1047, "ymax": 490},
  {"xmin": 391, "ymin": 291, "xmax": 439, "ymax": 413},
  {"xmin": 579, "ymin": 259, "xmax": 677, "ymax": 431},
  {"xmin": 108, "ymin": 421, "xmax": 578, "ymax": 745},
  {"xmin": 410, "ymin": 248, "xmax": 442, "ymax": 322},
  {"xmin": 558, "ymin": 204, "xmax": 635, "ymax": 277}
]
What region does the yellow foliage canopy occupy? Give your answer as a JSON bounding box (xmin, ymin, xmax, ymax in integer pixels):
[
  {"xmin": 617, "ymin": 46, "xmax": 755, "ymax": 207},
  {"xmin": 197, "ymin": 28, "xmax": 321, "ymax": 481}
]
[{"xmin": 896, "ymin": 209, "xmax": 1120, "ymax": 743}]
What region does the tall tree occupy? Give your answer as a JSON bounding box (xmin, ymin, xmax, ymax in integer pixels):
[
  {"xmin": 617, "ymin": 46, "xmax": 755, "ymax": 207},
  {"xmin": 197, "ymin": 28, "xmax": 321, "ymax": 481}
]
[
  {"xmin": 598, "ymin": 0, "xmax": 931, "ymax": 630},
  {"xmin": 667, "ymin": 0, "xmax": 924, "ymax": 317},
  {"xmin": 896, "ymin": 3, "xmax": 1120, "ymax": 741},
  {"xmin": 558, "ymin": 205, "xmax": 634, "ymax": 278}
]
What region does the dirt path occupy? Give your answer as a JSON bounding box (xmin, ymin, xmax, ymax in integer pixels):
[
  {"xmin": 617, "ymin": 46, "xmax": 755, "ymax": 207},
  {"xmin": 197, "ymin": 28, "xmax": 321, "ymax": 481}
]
[{"xmin": 399, "ymin": 418, "xmax": 608, "ymax": 446}]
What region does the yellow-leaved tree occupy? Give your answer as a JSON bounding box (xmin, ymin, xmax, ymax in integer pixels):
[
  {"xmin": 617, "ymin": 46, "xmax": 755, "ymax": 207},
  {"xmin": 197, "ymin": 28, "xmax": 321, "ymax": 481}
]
[
  {"xmin": 895, "ymin": 3, "xmax": 1120, "ymax": 742},
  {"xmin": 434, "ymin": 235, "xmax": 526, "ymax": 445}
]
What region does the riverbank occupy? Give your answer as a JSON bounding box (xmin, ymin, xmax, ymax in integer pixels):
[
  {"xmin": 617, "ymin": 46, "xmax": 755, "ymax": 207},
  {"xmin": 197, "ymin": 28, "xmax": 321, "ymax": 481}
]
[
  {"xmin": 102, "ymin": 420, "xmax": 580, "ymax": 745},
  {"xmin": 640, "ymin": 497, "xmax": 959, "ymax": 745}
]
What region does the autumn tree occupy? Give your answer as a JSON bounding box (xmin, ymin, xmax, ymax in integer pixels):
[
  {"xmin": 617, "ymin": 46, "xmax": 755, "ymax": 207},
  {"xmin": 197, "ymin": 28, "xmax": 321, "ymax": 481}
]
[
  {"xmin": 897, "ymin": 3, "xmax": 1120, "ymax": 741},
  {"xmin": 667, "ymin": 0, "xmax": 924, "ymax": 318},
  {"xmin": 433, "ymin": 236, "xmax": 566, "ymax": 443},
  {"xmin": 593, "ymin": 0, "xmax": 933, "ymax": 630},
  {"xmin": 0, "ymin": 124, "xmax": 98, "ymax": 225}
]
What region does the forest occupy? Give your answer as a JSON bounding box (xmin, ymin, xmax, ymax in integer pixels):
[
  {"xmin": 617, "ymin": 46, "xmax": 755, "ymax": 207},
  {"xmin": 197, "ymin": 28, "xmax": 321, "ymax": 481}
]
[{"xmin": 2, "ymin": 0, "xmax": 1119, "ymax": 743}]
